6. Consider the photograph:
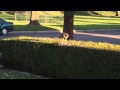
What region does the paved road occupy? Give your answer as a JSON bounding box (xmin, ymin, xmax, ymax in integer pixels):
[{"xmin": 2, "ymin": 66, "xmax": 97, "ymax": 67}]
[{"xmin": 0, "ymin": 31, "xmax": 120, "ymax": 45}]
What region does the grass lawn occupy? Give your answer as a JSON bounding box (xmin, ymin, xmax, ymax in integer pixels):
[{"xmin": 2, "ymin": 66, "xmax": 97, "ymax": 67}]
[
  {"xmin": 0, "ymin": 69, "xmax": 47, "ymax": 79},
  {"xmin": 73, "ymin": 15, "xmax": 120, "ymax": 30},
  {"xmin": 0, "ymin": 12, "xmax": 120, "ymax": 31}
]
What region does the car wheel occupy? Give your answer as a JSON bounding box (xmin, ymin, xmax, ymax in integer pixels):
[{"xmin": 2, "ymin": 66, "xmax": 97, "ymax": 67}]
[{"xmin": 1, "ymin": 28, "xmax": 8, "ymax": 35}]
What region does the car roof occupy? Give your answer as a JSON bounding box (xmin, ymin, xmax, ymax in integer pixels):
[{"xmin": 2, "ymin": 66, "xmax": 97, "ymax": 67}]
[
  {"xmin": 0, "ymin": 18, "xmax": 4, "ymax": 20},
  {"xmin": 0, "ymin": 18, "xmax": 6, "ymax": 22}
]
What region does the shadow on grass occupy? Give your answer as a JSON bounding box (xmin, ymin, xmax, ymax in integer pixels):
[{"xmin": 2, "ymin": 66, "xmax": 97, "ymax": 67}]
[
  {"xmin": 75, "ymin": 11, "xmax": 119, "ymax": 18},
  {"xmin": 1, "ymin": 17, "xmax": 14, "ymax": 20},
  {"xmin": 14, "ymin": 25, "xmax": 59, "ymax": 31},
  {"xmin": 75, "ymin": 11, "xmax": 101, "ymax": 16},
  {"xmin": 75, "ymin": 11, "xmax": 91, "ymax": 16}
]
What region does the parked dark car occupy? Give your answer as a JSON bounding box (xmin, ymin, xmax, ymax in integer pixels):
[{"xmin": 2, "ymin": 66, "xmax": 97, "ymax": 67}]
[{"xmin": 0, "ymin": 18, "xmax": 14, "ymax": 35}]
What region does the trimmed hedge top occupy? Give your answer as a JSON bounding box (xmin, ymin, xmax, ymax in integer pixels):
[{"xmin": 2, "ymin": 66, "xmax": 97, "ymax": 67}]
[
  {"xmin": 1, "ymin": 36, "xmax": 120, "ymax": 79},
  {"xmin": 3, "ymin": 36, "xmax": 120, "ymax": 52}
]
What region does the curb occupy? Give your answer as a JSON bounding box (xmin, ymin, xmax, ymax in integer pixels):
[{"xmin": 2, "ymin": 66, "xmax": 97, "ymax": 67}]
[
  {"xmin": 76, "ymin": 29, "xmax": 120, "ymax": 32},
  {"xmin": 11, "ymin": 29, "xmax": 120, "ymax": 33},
  {"xmin": 11, "ymin": 31, "xmax": 61, "ymax": 34}
]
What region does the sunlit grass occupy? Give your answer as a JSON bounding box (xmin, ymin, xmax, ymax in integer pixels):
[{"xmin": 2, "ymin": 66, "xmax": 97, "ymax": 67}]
[
  {"xmin": 11, "ymin": 21, "xmax": 29, "ymax": 25},
  {"xmin": 39, "ymin": 11, "xmax": 63, "ymax": 16},
  {"xmin": 74, "ymin": 15, "xmax": 120, "ymax": 25},
  {"xmin": 0, "ymin": 12, "xmax": 120, "ymax": 31}
]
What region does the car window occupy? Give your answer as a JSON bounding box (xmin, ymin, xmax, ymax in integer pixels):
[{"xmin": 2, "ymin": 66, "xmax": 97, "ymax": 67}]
[
  {"xmin": 0, "ymin": 19, "xmax": 3, "ymax": 24},
  {"xmin": 0, "ymin": 19, "xmax": 6, "ymax": 24}
]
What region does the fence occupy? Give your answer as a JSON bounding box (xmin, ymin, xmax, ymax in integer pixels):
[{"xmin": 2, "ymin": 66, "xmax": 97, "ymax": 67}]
[{"xmin": 14, "ymin": 11, "xmax": 64, "ymax": 24}]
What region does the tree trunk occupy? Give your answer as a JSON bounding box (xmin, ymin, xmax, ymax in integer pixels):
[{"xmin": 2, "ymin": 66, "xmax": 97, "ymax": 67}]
[
  {"xmin": 116, "ymin": 11, "xmax": 120, "ymax": 16},
  {"xmin": 12, "ymin": 11, "xmax": 15, "ymax": 15},
  {"xmin": 63, "ymin": 11, "xmax": 75, "ymax": 40},
  {"xmin": 29, "ymin": 11, "xmax": 40, "ymax": 25}
]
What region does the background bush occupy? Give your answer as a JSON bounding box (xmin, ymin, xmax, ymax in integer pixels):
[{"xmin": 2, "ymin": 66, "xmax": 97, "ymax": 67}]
[{"xmin": 0, "ymin": 36, "xmax": 120, "ymax": 79}]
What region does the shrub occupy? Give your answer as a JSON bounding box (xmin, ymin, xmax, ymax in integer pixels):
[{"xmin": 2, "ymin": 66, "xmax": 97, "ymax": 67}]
[
  {"xmin": 0, "ymin": 53, "xmax": 2, "ymax": 60},
  {"xmin": 0, "ymin": 36, "xmax": 120, "ymax": 79}
]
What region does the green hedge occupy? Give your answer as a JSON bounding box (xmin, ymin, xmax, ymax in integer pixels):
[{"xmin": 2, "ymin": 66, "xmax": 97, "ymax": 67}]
[{"xmin": 0, "ymin": 36, "xmax": 120, "ymax": 79}]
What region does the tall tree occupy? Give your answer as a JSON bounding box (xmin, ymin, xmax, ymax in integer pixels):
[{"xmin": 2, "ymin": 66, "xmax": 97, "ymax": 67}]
[
  {"xmin": 29, "ymin": 11, "xmax": 40, "ymax": 25},
  {"xmin": 116, "ymin": 11, "xmax": 120, "ymax": 16},
  {"xmin": 63, "ymin": 11, "xmax": 75, "ymax": 40}
]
